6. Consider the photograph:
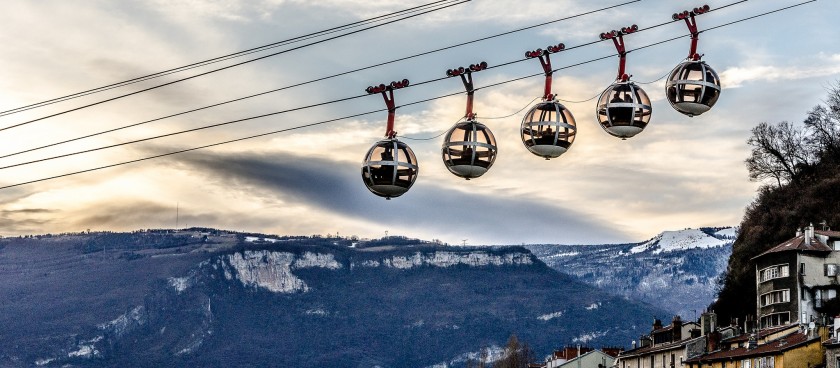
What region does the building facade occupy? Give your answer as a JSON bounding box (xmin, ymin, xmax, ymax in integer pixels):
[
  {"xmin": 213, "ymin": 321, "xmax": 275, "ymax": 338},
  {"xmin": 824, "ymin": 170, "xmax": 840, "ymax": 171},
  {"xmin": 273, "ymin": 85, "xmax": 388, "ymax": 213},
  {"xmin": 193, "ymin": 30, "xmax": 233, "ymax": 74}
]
[
  {"xmin": 753, "ymin": 225, "xmax": 840, "ymax": 329},
  {"xmin": 616, "ymin": 315, "xmax": 708, "ymax": 368}
]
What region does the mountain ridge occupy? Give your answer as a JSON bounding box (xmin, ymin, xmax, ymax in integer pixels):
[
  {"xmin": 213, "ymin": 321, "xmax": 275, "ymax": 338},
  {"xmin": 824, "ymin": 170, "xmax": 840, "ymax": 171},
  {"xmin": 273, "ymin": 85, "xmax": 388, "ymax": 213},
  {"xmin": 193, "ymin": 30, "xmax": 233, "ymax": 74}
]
[
  {"xmin": 0, "ymin": 229, "xmax": 667, "ymax": 367},
  {"xmin": 526, "ymin": 227, "xmax": 735, "ymax": 319}
]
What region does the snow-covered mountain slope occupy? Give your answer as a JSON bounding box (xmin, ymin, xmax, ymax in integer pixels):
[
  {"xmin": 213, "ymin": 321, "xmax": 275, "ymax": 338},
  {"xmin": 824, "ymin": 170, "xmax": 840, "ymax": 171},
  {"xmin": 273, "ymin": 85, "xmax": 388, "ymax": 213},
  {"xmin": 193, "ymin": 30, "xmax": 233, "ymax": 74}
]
[
  {"xmin": 527, "ymin": 227, "xmax": 736, "ymax": 319},
  {"xmin": 629, "ymin": 228, "xmax": 734, "ymax": 254}
]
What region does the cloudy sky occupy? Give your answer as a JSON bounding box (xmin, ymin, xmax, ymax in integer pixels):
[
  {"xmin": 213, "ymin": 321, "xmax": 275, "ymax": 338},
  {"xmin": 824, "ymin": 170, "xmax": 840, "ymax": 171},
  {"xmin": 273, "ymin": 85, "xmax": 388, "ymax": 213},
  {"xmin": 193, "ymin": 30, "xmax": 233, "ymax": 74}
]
[{"xmin": 1, "ymin": 0, "xmax": 838, "ymax": 245}]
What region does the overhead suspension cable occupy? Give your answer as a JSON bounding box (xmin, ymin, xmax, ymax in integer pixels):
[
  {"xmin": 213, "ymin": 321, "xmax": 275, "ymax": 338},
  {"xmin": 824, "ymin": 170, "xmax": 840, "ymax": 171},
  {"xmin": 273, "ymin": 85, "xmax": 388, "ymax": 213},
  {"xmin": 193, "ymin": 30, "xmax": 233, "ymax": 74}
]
[
  {"xmin": 0, "ymin": 0, "xmax": 465, "ymax": 118},
  {"xmin": 0, "ymin": 0, "xmax": 470, "ymax": 133},
  {"xmin": 0, "ymin": 0, "xmax": 689, "ymax": 159},
  {"xmin": 0, "ymin": 0, "xmax": 816, "ymax": 189},
  {"xmin": 0, "ymin": 0, "xmax": 795, "ymax": 170}
]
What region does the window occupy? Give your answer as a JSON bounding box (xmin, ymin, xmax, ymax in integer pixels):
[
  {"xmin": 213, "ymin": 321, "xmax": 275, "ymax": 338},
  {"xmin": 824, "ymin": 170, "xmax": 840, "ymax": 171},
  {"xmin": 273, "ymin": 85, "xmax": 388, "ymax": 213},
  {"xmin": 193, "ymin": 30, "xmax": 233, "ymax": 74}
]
[
  {"xmin": 801, "ymin": 263, "xmax": 806, "ymax": 275},
  {"xmin": 760, "ymin": 312, "xmax": 791, "ymax": 328},
  {"xmin": 826, "ymin": 264, "xmax": 838, "ymax": 277},
  {"xmin": 760, "ymin": 264, "xmax": 789, "ymax": 282},
  {"xmin": 760, "ymin": 289, "xmax": 790, "ymax": 307},
  {"xmin": 757, "ymin": 356, "xmax": 775, "ymax": 368},
  {"xmin": 742, "ymin": 359, "xmax": 751, "ymax": 368}
]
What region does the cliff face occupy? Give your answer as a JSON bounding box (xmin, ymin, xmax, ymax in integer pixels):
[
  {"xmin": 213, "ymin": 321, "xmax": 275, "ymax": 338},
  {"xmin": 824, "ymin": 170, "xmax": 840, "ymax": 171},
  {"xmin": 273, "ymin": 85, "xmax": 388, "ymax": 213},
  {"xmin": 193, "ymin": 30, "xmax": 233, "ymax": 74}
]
[{"xmin": 0, "ymin": 233, "xmax": 667, "ymax": 367}]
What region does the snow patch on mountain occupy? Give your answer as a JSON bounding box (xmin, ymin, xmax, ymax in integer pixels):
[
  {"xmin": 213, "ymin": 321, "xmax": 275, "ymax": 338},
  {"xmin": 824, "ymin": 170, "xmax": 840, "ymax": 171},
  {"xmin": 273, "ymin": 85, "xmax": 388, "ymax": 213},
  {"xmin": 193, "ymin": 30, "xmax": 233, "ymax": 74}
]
[
  {"xmin": 573, "ymin": 330, "xmax": 609, "ymax": 343},
  {"xmin": 98, "ymin": 306, "xmax": 146, "ymax": 337},
  {"xmin": 537, "ymin": 311, "xmax": 564, "ymax": 321},
  {"xmin": 630, "ymin": 228, "xmax": 730, "ymax": 254},
  {"xmin": 715, "ymin": 227, "xmax": 738, "ymax": 239},
  {"xmin": 168, "ymin": 276, "xmax": 191, "ymax": 293}
]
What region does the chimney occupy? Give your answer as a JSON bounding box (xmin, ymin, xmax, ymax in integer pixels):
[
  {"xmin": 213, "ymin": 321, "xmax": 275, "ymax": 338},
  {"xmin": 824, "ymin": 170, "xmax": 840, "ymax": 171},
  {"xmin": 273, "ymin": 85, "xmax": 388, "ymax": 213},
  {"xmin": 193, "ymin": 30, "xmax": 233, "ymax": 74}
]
[
  {"xmin": 747, "ymin": 334, "xmax": 757, "ymax": 350},
  {"xmin": 653, "ymin": 318, "xmax": 663, "ymax": 331},
  {"xmin": 805, "ymin": 223, "xmax": 815, "ymax": 245},
  {"xmin": 701, "ymin": 311, "xmax": 717, "ymax": 336},
  {"xmin": 673, "ymin": 315, "xmax": 683, "ymax": 342},
  {"xmin": 632, "ymin": 340, "xmax": 637, "ymax": 349},
  {"xmin": 706, "ymin": 330, "xmax": 721, "ymax": 352},
  {"xmin": 796, "ymin": 228, "xmax": 803, "ymax": 237}
]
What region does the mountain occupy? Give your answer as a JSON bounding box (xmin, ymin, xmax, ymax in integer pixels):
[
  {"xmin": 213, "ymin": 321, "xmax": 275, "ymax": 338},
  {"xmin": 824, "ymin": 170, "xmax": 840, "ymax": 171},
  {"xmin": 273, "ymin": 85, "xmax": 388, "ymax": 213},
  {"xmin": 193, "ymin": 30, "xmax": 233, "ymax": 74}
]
[
  {"xmin": 0, "ymin": 229, "xmax": 667, "ymax": 367},
  {"xmin": 526, "ymin": 227, "xmax": 735, "ymax": 319}
]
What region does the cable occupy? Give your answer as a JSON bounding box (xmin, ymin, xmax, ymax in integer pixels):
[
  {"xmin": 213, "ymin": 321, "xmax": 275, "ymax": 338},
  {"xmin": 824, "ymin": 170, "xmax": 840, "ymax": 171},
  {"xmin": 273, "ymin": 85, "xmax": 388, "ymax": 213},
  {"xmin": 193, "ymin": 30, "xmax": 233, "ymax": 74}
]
[
  {"xmin": 0, "ymin": 94, "xmax": 369, "ymax": 170},
  {"xmin": 482, "ymin": 97, "xmax": 540, "ymax": 119},
  {"xmin": 0, "ymin": 0, "xmax": 815, "ymax": 188},
  {"xmin": 0, "ymin": 0, "xmax": 784, "ymax": 170},
  {"xmin": 398, "ymin": 117, "xmax": 463, "ymax": 141},
  {"xmin": 0, "ymin": 0, "xmax": 470, "ymax": 133},
  {"xmin": 0, "ymin": 0, "xmax": 463, "ymax": 118},
  {"xmin": 0, "ymin": 0, "xmax": 646, "ymax": 159}
]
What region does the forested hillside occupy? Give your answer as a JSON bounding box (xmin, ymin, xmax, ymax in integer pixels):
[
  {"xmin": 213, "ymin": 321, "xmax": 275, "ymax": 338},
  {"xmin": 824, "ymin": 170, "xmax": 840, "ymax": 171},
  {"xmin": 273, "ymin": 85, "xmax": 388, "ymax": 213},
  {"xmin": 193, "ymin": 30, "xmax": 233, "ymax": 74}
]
[{"xmin": 712, "ymin": 83, "xmax": 840, "ymax": 323}]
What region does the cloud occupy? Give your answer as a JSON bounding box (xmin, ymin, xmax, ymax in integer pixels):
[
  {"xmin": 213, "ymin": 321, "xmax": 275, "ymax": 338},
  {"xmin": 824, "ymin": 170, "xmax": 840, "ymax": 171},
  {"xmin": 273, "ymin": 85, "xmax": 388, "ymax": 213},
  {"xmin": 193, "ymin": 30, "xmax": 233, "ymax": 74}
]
[
  {"xmin": 720, "ymin": 64, "xmax": 840, "ymax": 89},
  {"xmin": 167, "ymin": 149, "xmax": 632, "ymax": 244}
]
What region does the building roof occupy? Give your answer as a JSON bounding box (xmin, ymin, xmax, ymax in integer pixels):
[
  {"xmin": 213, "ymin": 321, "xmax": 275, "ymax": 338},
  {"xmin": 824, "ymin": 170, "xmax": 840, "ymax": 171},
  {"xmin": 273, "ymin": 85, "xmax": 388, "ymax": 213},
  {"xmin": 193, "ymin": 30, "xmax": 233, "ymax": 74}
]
[
  {"xmin": 618, "ymin": 336, "xmax": 702, "ymax": 358},
  {"xmin": 752, "ymin": 235, "xmax": 832, "ymax": 259},
  {"xmin": 685, "ymin": 332, "xmax": 817, "ymax": 363},
  {"xmin": 816, "ymin": 229, "xmax": 840, "ymax": 238},
  {"xmin": 556, "ymin": 350, "xmax": 616, "ymax": 368},
  {"xmin": 720, "ymin": 324, "xmax": 797, "ymax": 344}
]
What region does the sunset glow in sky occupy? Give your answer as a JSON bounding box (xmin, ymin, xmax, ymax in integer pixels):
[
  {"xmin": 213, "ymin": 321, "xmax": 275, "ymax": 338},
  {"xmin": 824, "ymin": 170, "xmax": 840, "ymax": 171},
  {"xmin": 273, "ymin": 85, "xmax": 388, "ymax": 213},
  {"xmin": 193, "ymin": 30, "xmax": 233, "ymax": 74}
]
[{"xmin": 1, "ymin": 0, "xmax": 838, "ymax": 244}]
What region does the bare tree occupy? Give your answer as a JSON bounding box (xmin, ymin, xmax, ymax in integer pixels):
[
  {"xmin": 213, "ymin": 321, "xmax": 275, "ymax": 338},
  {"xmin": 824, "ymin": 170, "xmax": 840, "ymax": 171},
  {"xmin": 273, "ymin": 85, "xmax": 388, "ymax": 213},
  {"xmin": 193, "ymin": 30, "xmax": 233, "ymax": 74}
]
[
  {"xmin": 745, "ymin": 121, "xmax": 813, "ymax": 186},
  {"xmin": 804, "ymin": 83, "xmax": 840, "ymax": 158},
  {"xmin": 492, "ymin": 334, "xmax": 533, "ymax": 368}
]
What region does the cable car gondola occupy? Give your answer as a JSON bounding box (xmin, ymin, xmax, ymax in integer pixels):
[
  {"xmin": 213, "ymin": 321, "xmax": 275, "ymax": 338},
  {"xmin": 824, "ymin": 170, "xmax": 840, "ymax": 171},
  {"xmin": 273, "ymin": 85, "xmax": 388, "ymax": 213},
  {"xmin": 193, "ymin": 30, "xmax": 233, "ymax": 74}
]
[
  {"xmin": 596, "ymin": 81, "xmax": 651, "ymax": 139},
  {"xmin": 665, "ymin": 5, "xmax": 721, "ymax": 117},
  {"xmin": 361, "ymin": 80, "xmax": 418, "ymax": 199},
  {"xmin": 520, "ymin": 44, "xmax": 577, "ymax": 159},
  {"xmin": 596, "ymin": 25, "xmax": 652, "ymax": 139},
  {"xmin": 441, "ymin": 62, "xmax": 498, "ymax": 179}
]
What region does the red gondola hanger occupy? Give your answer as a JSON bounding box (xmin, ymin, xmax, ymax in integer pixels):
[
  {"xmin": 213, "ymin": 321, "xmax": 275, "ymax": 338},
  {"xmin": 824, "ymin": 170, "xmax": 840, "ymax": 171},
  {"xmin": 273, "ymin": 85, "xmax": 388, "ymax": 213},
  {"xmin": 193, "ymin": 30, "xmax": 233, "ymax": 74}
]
[
  {"xmin": 441, "ymin": 61, "xmax": 497, "ymax": 180},
  {"xmin": 361, "ymin": 80, "xmax": 418, "ymax": 199},
  {"xmin": 666, "ymin": 4, "xmax": 721, "ymax": 117},
  {"xmin": 595, "ymin": 25, "xmax": 652, "ymax": 140},
  {"xmin": 520, "ymin": 44, "xmax": 578, "ymax": 160},
  {"xmin": 365, "ymin": 79, "xmax": 409, "ymax": 139}
]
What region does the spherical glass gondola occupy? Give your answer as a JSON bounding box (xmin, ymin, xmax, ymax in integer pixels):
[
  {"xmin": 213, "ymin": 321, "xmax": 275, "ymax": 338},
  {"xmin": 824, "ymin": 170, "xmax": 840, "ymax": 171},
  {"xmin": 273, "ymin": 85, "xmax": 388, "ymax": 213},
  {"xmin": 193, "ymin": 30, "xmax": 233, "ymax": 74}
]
[
  {"xmin": 665, "ymin": 60, "xmax": 721, "ymax": 117},
  {"xmin": 596, "ymin": 82, "xmax": 652, "ymax": 139},
  {"xmin": 520, "ymin": 101, "xmax": 577, "ymax": 159},
  {"xmin": 361, "ymin": 139, "xmax": 418, "ymax": 199},
  {"xmin": 441, "ymin": 120, "xmax": 497, "ymax": 179}
]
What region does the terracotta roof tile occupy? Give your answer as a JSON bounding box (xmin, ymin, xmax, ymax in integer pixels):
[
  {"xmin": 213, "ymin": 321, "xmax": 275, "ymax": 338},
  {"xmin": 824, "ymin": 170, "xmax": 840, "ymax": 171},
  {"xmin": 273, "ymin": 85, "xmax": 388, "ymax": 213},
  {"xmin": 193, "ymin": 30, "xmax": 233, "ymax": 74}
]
[
  {"xmin": 753, "ymin": 235, "xmax": 832, "ymax": 259},
  {"xmin": 686, "ymin": 332, "xmax": 816, "ymax": 363},
  {"xmin": 721, "ymin": 324, "xmax": 797, "ymax": 344},
  {"xmin": 816, "ymin": 229, "xmax": 840, "ymax": 238}
]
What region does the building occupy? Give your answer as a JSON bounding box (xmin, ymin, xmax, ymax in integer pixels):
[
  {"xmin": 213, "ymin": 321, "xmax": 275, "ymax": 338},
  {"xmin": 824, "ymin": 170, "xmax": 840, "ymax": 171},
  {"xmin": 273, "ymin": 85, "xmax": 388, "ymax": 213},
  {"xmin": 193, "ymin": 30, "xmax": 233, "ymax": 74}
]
[
  {"xmin": 616, "ymin": 315, "xmax": 708, "ymax": 368},
  {"xmin": 752, "ymin": 224, "xmax": 840, "ymax": 329},
  {"xmin": 554, "ymin": 349, "xmax": 617, "ymax": 368},
  {"xmin": 823, "ymin": 317, "xmax": 840, "ymax": 368},
  {"xmin": 684, "ymin": 328, "xmax": 826, "ymax": 368},
  {"xmin": 543, "ymin": 346, "xmax": 622, "ymax": 368}
]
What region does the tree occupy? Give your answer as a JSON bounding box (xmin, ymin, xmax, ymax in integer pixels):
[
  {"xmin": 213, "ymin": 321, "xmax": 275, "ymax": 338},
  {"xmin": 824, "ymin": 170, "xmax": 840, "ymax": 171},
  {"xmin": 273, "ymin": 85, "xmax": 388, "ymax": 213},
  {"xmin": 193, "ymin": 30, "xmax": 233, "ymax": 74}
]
[
  {"xmin": 804, "ymin": 84, "xmax": 840, "ymax": 159},
  {"xmin": 745, "ymin": 121, "xmax": 813, "ymax": 186},
  {"xmin": 492, "ymin": 334, "xmax": 534, "ymax": 368}
]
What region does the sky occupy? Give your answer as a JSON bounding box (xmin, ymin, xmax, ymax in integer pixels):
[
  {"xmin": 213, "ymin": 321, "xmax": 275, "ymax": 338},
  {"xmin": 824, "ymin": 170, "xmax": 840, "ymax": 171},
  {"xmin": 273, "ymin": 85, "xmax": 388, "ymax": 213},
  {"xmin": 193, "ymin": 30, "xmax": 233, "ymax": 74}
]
[{"xmin": 1, "ymin": 0, "xmax": 838, "ymax": 245}]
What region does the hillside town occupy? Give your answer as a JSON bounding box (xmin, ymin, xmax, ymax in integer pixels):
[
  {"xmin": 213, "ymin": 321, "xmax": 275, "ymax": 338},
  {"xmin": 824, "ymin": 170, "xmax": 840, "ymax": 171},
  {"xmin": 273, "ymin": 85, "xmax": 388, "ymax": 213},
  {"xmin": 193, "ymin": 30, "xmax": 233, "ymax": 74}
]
[{"xmin": 531, "ymin": 224, "xmax": 840, "ymax": 368}]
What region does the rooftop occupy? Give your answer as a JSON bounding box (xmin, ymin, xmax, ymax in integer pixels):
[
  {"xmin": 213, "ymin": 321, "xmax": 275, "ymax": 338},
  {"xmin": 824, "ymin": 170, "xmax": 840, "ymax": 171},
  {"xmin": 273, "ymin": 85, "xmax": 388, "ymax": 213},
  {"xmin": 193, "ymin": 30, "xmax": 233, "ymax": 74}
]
[
  {"xmin": 721, "ymin": 324, "xmax": 798, "ymax": 344},
  {"xmin": 619, "ymin": 336, "xmax": 703, "ymax": 358},
  {"xmin": 686, "ymin": 332, "xmax": 816, "ymax": 363},
  {"xmin": 752, "ymin": 235, "xmax": 831, "ymax": 259}
]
